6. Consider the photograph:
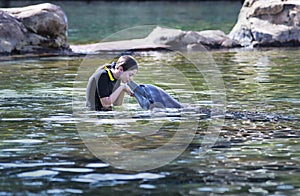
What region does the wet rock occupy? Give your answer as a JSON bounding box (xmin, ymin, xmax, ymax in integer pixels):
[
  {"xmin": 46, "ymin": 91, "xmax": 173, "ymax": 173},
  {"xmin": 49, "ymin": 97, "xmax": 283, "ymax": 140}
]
[
  {"xmin": 0, "ymin": 3, "xmax": 70, "ymax": 54},
  {"xmin": 145, "ymin": 26, "xmax": 239, "ymax": 51},
  {"xmin": 229, "ymin": 0, "xmax": 300, "ymax": 47}
]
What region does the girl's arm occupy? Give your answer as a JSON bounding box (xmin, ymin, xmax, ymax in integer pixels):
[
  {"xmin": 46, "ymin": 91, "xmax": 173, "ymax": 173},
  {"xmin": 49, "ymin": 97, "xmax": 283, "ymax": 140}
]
[{"xmin": 100, "ymin": 84, "xmax": 133, "ymax": 107}]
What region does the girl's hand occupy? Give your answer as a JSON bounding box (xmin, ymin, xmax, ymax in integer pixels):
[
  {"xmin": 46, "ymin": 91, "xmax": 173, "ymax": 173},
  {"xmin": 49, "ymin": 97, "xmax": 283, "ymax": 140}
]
[{"xmin": 122, "ymin": 84, "xmax": 134, "ymax": 97}]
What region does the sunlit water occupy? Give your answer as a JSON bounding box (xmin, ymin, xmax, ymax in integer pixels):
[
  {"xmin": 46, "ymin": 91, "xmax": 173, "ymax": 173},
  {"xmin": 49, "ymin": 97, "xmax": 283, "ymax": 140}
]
[{"xmin": 0, "ymin": 48, "xmax": 299, "ymax": 195}]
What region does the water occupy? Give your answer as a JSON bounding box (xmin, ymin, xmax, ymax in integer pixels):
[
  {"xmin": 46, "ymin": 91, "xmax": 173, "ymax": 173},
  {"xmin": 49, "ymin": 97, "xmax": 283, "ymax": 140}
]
[
  {"xmin": 1, "ymin": 49, "xmax": 299, "ymax": 195},
  {"xmin": 1, "ymin": 1, "xmax": 300, "ymax": 195},
  {"xmin": 4, "ymin": 1, "xmax": 242, "ymax": 44}
]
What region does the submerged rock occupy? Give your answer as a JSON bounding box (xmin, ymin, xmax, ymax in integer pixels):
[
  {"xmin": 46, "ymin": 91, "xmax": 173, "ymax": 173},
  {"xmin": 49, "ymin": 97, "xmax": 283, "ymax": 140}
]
[
  {"xmin": 229, "ymin": 0, "xmax": 300, "ymax": 47},
  {"xmin": 0, "ymin": 3, "xmax": 70, "ymax": 54}
]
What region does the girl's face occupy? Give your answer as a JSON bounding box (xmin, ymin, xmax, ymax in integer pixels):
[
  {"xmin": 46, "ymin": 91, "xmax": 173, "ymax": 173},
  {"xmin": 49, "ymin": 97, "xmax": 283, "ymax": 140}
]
[{"xmin": 119, "ymin": 69, "xmax": 137, "ymax": 83}]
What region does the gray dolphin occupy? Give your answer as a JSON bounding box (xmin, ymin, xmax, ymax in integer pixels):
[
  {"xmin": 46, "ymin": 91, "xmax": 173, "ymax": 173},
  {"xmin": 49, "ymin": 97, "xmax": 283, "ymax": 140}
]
[
  {"xmin": 127, "ymin": 81, "xmax": 298, "ymax": 122},
  {"xmin": 127, "ymin": 81, "xmax": 183, "ymax": 110}
]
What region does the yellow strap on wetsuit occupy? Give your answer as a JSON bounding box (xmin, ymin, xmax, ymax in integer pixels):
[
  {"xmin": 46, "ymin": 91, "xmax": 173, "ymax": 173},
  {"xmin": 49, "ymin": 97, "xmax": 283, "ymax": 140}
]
[{"xmin": 104, "ymin": 67, "xmax": 115, "ymax": 81}]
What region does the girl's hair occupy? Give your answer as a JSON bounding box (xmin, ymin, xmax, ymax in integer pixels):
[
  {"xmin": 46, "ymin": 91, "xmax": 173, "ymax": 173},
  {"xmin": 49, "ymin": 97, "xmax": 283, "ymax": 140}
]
[
  {"xmin": 115, "ymin": 55, "xmax": 138, "ymax": 71},
  {"xmin": 95, "ymin": 55, "xmax": 138, "ymax": 72},
  {"xmin": 95, "ymin": 63, "xmax": 111, "ymax": 72}
]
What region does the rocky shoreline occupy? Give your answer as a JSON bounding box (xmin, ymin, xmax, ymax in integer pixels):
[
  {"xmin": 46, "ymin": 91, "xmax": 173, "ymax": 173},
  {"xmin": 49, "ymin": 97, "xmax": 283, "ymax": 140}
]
[{"xmin": 1, "ymin": 0, "xmax": 300, "ymax": 56}]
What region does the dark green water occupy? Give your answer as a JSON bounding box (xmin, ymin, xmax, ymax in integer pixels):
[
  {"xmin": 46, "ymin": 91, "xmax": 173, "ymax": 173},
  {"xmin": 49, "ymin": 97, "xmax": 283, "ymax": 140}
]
[
  {"xmin": 5, "ymin": 0, "xmax": 242, "ymax": 44},
  {"xmin": 63, "ymin": 1, "xmax": 241, "ymax": 44},
  {"xmin": 1, "ymin": 1, "xmax": 300, "ymax": 195}
]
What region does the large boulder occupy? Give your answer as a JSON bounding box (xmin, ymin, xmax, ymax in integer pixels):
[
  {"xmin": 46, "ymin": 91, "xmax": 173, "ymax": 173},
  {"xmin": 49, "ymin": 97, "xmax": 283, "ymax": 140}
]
[
  {"xmin": 0, "ymin": 3, "xmax": 69, "ymax": 54},
  {"xmin": 229, "ymin": 0, "xmax": 300, "ymax": 47},
  {"xmin": 0, "ymin": 11, "xmax": 26, "ymax": 53}
]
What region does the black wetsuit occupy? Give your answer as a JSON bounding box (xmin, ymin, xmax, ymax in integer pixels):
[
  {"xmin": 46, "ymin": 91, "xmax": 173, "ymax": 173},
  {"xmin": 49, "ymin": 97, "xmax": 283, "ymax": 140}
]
[{"xmin": 86, "ymin": 67, "xmax": 117, "ymax": 111}]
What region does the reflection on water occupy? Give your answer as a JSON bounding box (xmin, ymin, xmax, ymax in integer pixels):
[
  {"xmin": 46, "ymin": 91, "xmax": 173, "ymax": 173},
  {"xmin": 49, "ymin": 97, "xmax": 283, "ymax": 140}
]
[{"xmin": 0, "ymin": 49, "xmax": 299, "ymax": 194}]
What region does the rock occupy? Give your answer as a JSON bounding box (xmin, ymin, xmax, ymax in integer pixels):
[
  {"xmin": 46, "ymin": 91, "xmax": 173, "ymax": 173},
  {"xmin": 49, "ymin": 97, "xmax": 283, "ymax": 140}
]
[
  {"xmin": 0, "ymin": 3, "xmax": 69, "ymax": 54},
  {"xmin": 0, "ymin": 11, "xmax": 26, "ymax": 53},
  {"xmin": 145, "ymin": 27, "xmax": 186, "ymax": 50},
  {"xmin": 71, "ymin": 26, "xmax": 240, "ymax": 54},
  {"xmin": 229, "ymin": 0, "xmax": 300, "ymax": 47},
  {"xmin": 198, "ymin": 30, "xmax": 240, "ymax": 48},
  {"xmin": 70, "ymin": 38, "xmax": 169, "ymax": 54},
  {"xmin": 186, "ymin": 43, "xmax": 207, "ymax": 52},
  {"xmin": 145, "ymin": 26, "xmax": 237, "ymax": 51}
]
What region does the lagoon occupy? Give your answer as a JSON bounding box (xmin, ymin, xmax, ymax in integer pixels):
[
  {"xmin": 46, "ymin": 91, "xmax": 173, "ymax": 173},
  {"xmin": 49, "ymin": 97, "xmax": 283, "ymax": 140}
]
[{"xmin": 0, "ymin": 1, "xmax": 299, "ymax": 195}]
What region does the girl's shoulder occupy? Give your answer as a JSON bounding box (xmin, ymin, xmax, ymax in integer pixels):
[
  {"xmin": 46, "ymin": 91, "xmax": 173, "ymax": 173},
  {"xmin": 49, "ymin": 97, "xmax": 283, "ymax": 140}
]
[
  {"xmin": 95, "ymin": 63, "xmax": 112, "ymax": 72},
  {"xmin": 92, "ymin": 63, "xmax": 114, "ymax": 81}
]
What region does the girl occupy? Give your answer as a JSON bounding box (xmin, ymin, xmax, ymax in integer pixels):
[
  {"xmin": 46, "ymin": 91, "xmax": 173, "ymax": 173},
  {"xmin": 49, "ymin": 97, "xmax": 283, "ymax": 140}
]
[{"xmin": 86, "ymin": 55, "xmax": 138, "ymax": 111}]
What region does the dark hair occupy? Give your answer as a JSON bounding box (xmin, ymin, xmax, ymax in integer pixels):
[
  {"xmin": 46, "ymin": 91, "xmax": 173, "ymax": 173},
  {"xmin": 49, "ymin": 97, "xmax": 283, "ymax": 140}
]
[{"xmin": 116, "ymin": 55, "xmax": 138, "ymax": 71}]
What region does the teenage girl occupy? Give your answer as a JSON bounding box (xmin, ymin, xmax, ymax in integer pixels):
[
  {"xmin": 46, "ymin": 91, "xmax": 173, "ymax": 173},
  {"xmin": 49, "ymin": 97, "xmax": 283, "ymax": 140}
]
[{"xmin": 86, "ymin": 55, "xmax": 138, "ymax": 111}]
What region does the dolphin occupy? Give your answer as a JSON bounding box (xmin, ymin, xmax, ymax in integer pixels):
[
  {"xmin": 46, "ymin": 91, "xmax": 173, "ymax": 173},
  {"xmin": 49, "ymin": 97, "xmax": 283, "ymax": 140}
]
[
  {"xmin": 127, "ymin": 81, "xmax": 183, "ymax": 110},
  {"xmin": 127, "ymin": 81, "xmax": 299, "ymax": 122}
]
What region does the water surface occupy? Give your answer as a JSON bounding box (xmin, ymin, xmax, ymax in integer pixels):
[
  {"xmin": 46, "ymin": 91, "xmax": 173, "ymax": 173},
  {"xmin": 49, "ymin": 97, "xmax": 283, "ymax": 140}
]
[
  {"xmin": 0, "ymin": 48, "xmax": 299, "ymax": 195},
  {"xmin": 5, "ymin": 1, "xmax": 242, "ymax": 44},
  {"xmin": 1, "ymin": 1, "xmax": 299, "ymax": 195}
]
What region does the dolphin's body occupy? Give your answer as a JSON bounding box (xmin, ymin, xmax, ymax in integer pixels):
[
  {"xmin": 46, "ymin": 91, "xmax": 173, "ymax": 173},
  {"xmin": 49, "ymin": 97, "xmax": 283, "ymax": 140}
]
[
  {"xmin": 127, "ymin": 81, "xmax": 298, "ymax": 122},
  {"xmin": 127, "ymin": 81, "xmax": 182, "ymax": 110}
]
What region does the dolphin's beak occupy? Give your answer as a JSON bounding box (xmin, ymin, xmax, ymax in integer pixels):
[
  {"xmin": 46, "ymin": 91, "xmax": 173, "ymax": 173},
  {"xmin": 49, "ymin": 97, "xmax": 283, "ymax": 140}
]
[{"xmin": 127, "ymin": 81, "xmax": 153, "ymax": 110}]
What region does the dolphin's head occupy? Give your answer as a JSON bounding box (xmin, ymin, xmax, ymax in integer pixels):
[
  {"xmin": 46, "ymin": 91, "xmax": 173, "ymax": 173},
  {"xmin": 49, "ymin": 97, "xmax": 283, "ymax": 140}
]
[
  {"xmin": 127, "ymin": 81, "xmax": 154, "ymax": 110},
  {"xmin": 128, "ymin": 81, "xmax": 183, "ymax": 110}
]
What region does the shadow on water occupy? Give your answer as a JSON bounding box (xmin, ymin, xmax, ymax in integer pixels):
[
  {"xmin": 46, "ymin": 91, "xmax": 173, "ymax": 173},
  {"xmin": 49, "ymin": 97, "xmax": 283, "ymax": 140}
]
[{"xmin": 0, "ymin": 48, "xmax": 299, "ymax": 194}]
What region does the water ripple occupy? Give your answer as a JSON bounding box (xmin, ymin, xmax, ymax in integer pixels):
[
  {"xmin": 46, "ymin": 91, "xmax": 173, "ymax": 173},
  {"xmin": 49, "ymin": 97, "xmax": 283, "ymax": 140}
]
[
  {"xmin": 52, "ymin": 167, "xmax": 94, "ymax": 173},
  {"xmin": 17, "ymin": 170, "xmax": 59, "ymax": 178},
  {"xmin": 85, "ymin": 163, "xmax": 110, "ymax": 168},
  {"xmin": 3, "ymin": 139, "xmax": 44, "ymax": 144},
  {"xmin": 72, "ymin": 172, "xmax": 166, "ymax": 183},
  {"xmin": 0, "ymin": 162, "xmax": 75, "ymax": 168}
]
